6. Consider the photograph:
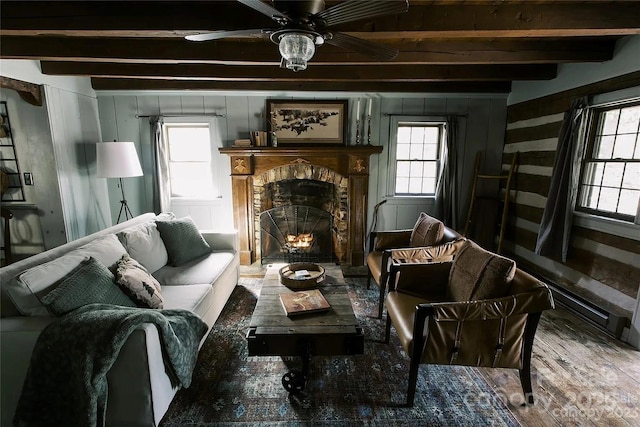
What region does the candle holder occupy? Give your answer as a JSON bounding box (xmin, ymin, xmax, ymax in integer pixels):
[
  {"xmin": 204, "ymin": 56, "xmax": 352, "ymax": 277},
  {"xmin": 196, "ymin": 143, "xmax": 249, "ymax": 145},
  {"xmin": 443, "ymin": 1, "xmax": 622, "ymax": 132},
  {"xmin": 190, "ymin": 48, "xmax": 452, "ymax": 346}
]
[
  {"xmin": 366, "ymin": 115, "xmax": 371, "ymax": 144},
  {"xmin": 355, "ymin": 118, "xmax": 361, "ymax": 145}
]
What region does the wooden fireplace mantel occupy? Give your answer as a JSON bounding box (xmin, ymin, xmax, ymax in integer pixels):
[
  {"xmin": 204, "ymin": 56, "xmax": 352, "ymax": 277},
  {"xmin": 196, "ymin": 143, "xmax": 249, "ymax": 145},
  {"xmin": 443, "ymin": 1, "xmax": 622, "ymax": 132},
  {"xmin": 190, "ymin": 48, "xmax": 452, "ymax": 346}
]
[{"xmin": 219, "ymin": 144, "xmax": 383, "ymax": 266}]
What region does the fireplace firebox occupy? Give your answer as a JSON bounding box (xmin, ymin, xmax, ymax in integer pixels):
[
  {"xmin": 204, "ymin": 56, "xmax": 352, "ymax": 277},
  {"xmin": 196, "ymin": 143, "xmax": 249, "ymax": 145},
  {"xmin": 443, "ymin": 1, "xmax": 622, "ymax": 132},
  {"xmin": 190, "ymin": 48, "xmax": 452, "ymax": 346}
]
[{"xmin": 260, "ymin": 205, "xmax": 334, "ymax": 264}]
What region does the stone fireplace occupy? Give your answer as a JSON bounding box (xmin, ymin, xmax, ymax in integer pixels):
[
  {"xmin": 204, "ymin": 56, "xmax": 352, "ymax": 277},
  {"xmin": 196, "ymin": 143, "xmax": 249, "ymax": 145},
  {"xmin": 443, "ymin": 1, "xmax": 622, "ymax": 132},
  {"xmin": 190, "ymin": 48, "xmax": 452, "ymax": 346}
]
[{"xmin": 219, "ymin": 145, "xmax": 383, "ymax": 266}]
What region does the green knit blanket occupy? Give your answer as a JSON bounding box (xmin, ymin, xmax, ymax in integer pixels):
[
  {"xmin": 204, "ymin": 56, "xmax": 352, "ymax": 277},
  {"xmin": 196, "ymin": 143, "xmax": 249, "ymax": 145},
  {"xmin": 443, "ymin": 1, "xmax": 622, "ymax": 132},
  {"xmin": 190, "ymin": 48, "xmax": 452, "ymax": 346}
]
[{"xmin": 14, "ymin": 303, "xmax": 208, "ymax": 427}]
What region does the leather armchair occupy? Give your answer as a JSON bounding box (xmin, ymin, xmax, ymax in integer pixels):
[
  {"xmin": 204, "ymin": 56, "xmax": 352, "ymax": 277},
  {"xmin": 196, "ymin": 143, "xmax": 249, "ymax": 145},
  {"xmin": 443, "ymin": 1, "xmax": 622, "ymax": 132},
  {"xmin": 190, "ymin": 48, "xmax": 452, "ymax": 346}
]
[
  {"xmin": 366, "ymin": 225, "xmax": 461, "ymax": 318},
  {"xmin": 384, "ymin": 244, "xmax": 554, "ymax": 406}
]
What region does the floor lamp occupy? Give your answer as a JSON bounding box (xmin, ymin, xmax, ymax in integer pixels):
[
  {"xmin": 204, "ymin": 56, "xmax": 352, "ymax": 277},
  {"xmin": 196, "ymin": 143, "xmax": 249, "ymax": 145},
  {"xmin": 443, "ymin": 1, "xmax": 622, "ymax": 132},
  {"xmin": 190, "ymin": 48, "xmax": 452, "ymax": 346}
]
[{"xmin": 96, "ymin": 141, "xmax": 143, "ymax": 223}]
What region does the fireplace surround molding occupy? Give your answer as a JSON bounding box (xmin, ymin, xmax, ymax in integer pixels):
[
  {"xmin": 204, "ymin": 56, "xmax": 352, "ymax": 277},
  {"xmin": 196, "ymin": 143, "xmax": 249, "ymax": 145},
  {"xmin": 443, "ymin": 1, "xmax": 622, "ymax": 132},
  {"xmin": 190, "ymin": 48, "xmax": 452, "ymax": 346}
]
[{"xmin": 219, "ymin": 145, "xmax": 383, "ymax": 266}]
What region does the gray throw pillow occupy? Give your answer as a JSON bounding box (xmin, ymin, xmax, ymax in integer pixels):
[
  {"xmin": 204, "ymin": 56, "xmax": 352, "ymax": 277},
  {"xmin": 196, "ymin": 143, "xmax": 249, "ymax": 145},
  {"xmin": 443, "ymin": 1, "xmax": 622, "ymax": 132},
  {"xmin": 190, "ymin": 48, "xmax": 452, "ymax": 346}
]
[
  {"xmin": 40, "ymin": 257, "xmax": 136, "ymax": 316},
  {"xmin": 156, "ymin": 216, "xmax": 211, "ymax": 267}
]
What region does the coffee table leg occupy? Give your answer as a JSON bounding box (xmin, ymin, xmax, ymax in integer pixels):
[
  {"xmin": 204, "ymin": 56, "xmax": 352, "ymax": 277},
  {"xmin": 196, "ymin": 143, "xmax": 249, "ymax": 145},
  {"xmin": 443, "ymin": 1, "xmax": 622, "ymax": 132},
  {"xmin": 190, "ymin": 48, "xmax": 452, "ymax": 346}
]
[{"xmin": 281, "ymin": 342, "xmax": 311, "ymax": 394}]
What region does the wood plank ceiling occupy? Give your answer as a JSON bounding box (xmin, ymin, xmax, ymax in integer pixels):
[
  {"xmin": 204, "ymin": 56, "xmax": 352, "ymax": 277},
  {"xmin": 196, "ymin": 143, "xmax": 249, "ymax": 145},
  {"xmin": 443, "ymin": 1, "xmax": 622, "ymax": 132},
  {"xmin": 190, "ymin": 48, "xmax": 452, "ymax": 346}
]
[{"xmin": 2, "ymin": 0, "xmax": 640, "ymax": 93}]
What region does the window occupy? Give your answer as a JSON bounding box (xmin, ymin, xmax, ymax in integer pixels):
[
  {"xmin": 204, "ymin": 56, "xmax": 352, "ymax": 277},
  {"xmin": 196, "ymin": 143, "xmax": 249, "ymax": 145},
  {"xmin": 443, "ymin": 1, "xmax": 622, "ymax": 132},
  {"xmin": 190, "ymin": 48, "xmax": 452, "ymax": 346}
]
[
  {"xmin": 391, "ymin": 120, "xmax": 445, "ymax": 196},
  {"xmin": 577, "ymin": 102, "xmax": 640, "ymax": 222},
  {"xmin": 164, "ymin": 123, "xmax": 216, "ymax": 199}
]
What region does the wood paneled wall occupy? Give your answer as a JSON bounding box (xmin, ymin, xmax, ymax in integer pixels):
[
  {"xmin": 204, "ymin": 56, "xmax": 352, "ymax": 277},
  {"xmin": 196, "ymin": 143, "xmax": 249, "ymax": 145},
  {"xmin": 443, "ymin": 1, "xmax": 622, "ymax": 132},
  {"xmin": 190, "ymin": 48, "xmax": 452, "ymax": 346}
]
[
  {"xmin": 370, "ymin": 96, "xmax": 508, "ymax": 232},
  {"xmin": 1, "ymin": 85, "xmax": 109, "ymax": 256},
  {"xmin": 503, "ymin": 71, "xmax": 640, "ymax": 321},
  {"xmin": 97, "ymin": 93, "xmax": 508, "ymax": 237}
]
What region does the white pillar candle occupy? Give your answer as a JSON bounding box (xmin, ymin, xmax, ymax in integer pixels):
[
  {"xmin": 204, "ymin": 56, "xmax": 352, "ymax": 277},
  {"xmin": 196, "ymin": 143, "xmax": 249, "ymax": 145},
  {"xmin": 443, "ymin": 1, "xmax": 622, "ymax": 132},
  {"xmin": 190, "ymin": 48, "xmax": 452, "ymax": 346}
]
[
  {"xmin": 356, "ymin": 99, "xmax": 360, "ymax": 117},
  {"xmin": 367, "ymin": 99, "xmax": 372, "ymax": 116}
]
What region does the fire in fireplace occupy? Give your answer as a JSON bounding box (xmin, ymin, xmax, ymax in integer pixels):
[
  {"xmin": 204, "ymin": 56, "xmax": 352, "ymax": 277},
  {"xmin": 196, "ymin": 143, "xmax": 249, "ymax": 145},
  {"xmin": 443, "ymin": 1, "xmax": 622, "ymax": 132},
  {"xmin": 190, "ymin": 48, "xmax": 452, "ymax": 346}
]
[
  {"xmin": 285, "ymin": 233, "xmax": 314, "ymax": 251},
  {"xmin": 260, "ymin": 205, "xmax": 334, "ymax": 264}
]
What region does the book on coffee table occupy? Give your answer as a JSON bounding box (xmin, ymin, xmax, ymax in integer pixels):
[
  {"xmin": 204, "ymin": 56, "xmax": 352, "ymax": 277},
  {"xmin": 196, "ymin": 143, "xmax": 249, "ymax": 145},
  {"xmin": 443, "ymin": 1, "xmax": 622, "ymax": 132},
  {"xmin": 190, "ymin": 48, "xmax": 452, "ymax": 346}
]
[{"xmin": 279, "ymin": 289, "xmax": 331, "ymax": 317}]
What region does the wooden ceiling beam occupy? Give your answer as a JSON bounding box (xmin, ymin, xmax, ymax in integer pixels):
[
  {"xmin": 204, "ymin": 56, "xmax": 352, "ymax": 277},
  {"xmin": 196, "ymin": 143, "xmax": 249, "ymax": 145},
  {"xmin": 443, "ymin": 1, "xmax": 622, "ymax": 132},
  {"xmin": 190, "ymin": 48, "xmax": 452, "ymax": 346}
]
[
  {"xmin": 2, "ymin": 2, "xmax": 639, "ymax": 38},
  {"xmin": 40, "ymin": 61, "xmax": 557, "ymax": 81},
  {"xmin": 90, "ymin": 77, "xmax": 512, "ymax": 93},
  {"xmin": 0, "ymin": 36, "xmax": 616, "ymax": 64},
  {"xmin": 0, "ymin": 76, "xmax": 43, "ymax": 107}
]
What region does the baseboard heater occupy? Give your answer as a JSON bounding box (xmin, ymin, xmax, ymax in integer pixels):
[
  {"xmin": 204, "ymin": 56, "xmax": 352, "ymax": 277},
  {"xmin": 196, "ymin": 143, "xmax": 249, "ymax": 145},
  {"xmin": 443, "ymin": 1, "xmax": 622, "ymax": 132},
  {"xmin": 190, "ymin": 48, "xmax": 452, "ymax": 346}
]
[{"xmin": 528, "ymin": 272, "xmax": 628, "ymax": 338}]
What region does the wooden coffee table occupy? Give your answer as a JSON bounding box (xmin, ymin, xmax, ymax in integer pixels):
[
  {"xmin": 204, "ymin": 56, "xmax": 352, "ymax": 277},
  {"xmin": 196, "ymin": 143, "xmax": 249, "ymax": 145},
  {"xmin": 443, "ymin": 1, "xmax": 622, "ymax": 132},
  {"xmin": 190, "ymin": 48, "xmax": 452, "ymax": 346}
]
[{"xmin": 246, "ymin": 263, "xmax": 364, "ymax": 393}]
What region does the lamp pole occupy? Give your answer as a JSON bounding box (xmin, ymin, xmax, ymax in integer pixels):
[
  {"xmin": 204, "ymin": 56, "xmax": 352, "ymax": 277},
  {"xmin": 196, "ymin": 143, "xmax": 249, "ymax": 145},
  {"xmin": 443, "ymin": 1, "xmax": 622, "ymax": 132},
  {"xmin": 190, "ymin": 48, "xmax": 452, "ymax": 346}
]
[{"xmin": 117, "ymin": 177, "xmax": 134, "ymax": 223}]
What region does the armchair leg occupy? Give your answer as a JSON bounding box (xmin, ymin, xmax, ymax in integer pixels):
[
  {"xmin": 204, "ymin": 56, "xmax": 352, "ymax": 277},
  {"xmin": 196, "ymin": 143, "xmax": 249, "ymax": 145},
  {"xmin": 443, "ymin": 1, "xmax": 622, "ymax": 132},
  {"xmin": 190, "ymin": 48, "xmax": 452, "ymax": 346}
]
[
  {"xmin": 406, "ymin": 356, "xmax": 419, "ymax": 406},
  {"xmin": 384, "ymin": 313, "xmax": 392, "ymax": 343},
  {"xmin": 519, "ymin": 312, "xmax": 542, "ymax": 405},
  {"xmin": 366, "ymin": 268, "xmax": 372, "ymax": 289},
  {"xmin": 378, "ymin": 285, "xmax": 385, "ymax": 319}
]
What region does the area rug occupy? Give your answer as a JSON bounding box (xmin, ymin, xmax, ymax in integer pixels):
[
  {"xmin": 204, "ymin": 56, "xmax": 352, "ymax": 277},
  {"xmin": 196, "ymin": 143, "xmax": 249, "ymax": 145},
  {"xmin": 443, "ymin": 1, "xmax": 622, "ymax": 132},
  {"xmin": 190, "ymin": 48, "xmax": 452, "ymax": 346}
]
[{"xmin": 160, "ymin": 275, "xmax": 520, "ymax": 426}]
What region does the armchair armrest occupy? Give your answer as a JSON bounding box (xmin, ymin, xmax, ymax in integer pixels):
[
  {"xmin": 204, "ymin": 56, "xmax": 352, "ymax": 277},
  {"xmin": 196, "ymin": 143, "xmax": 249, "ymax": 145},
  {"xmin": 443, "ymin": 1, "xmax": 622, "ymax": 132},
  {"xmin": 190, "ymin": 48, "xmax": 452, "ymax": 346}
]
[
  {"xmin": 201, "ymin": 230, "xmax": 238, "ymax": 252},
  {"xmin": 388, "ymin": 261, "xmax": 452, "ymax": 298},
  {"xmin": 425, "ymin": 285, "xmax": 555, "ymax": 322},
  {"xmin": 370, "ymin": 229, "xmax": 412, "ymax": 252}
]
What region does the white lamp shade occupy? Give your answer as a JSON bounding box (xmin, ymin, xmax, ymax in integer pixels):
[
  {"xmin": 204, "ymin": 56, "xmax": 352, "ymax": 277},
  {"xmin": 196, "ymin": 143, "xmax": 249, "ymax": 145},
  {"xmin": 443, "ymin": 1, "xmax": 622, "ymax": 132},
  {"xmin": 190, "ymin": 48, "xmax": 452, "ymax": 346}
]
[{"xmin": 96, "ymin": 141, "xmax": 143, "ymax": 178}]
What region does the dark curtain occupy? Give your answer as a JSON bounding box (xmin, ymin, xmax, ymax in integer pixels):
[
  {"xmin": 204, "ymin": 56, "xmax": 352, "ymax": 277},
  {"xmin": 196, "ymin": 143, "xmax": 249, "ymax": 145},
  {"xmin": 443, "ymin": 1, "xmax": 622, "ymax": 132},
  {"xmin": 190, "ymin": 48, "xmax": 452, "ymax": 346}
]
[
  {"xmin": 150, "ymin": 116, "xmax": 170, "ymax": 214},
  {"xmin": 435, "ymin": 116, "xmax": 459, "ymax": 229},
  {"xmin": 535, "ymin": 97, "xmax": 588, "ymax": 262}
]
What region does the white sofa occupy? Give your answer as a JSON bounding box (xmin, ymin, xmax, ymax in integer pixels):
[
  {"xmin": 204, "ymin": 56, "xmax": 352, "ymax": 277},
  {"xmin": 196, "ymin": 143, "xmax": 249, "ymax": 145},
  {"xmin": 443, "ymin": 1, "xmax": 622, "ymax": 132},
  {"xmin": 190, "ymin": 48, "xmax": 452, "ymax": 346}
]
[{"xmin": 0, "ymin": 213, "xmax": 240, "ymax": 427}]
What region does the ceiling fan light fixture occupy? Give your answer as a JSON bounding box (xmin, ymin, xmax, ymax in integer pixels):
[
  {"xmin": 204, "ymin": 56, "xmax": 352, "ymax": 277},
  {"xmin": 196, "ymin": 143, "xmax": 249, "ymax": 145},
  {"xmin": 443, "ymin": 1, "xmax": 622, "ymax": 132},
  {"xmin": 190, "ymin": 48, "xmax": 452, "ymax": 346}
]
[{"xmin": 278, "ymin": 33, "xmax": 316, "ymax": 72}]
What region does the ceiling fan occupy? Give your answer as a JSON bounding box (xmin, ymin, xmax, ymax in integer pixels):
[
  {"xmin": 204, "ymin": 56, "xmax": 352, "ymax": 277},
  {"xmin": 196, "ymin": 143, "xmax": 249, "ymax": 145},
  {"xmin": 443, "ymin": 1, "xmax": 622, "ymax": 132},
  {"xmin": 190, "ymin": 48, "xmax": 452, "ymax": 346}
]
[{"xmin": 185, "ymin": 0, "xmax": 409, "ymax": 71}]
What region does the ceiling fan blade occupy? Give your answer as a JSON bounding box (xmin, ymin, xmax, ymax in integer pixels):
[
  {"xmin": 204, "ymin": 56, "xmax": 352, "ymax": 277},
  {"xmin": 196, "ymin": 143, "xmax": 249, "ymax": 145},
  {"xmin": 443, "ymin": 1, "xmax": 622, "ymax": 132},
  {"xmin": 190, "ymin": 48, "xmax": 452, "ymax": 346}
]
[
  {"xmin": 185, "ymin": 29, "xmax": 266, "ymax": 42},
  {"xmin": 237, "ymin": 0, "xmax": 291, "ymax": 24},
  {"xmin": 315, "ymin": 0, "xmax": 409, "ymax": 28},
  {"xmin": 326, "ymin": 32, "xmax": 398, "ymax": 61}
]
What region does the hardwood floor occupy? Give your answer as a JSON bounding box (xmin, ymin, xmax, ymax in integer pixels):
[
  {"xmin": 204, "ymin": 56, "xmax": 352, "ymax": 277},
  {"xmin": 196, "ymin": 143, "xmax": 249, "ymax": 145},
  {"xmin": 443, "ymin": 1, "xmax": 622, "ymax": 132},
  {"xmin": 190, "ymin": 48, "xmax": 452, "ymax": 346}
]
[{"xmin": 477, "ymin": 305, "xmax": 640, "ymax": 426}]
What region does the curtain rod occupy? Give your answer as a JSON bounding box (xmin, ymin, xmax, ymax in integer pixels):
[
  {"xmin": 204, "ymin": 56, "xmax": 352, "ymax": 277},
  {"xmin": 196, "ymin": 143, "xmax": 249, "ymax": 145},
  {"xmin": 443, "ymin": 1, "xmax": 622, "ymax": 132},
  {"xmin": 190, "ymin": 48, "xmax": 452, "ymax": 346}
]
[{"xmin": 135, "ymin": 113, "xmax": 226, "ymax": 118}]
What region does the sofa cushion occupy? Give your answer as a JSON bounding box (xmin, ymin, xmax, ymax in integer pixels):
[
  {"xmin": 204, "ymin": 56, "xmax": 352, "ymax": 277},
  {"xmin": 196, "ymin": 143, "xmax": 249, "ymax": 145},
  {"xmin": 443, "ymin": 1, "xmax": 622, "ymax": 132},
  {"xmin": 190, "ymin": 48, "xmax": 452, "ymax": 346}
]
[
  {"xmin": 410, "ymin": 213, "xmax": 444, "ymax": 247},
  {"xmin": 118, "ymin": 222, "xmax": 168, "ymax": 273},
  {"xmin": 115, "ymin": 254, "xmax": 164, "ymax": 309},
  {"xmin": 156, "ymin": 216, "xmax": 211, "ymax": 267},
  {"xmin": 40, "ymin": 257, "xmax": 136, "ymax": 316},
  {"xmin": 161, "ymin": 284, "xmax": 213, "ymax": 318},
  {"xmin": 7, "ymin": 234, "xmax": 128, "ymax": 316},
  {"xmin": 448, "ymin": 240, "xmax": 516, "ymax": 302},
  {"xmin": 153, "ymin": 251, "xmax": 235, "ymax": 286}
]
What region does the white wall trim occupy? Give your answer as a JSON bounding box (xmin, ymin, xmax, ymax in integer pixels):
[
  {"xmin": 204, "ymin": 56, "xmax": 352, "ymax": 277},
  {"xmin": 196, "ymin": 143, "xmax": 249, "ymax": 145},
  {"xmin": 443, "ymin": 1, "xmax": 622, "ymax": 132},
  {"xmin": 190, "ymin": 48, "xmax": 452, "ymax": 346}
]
[
  {"xmin": 507, "ymin": 113, "xmax": 565, "ymax": 130},
  {"xmin": 503, "ymin": 137, "xmax": 558, "ymax": 153},
  {"xmin": 574, "ymin": 212, "xmax": 640, "ymax": 241},
  {"xmin": 514, "ymin": 191, "xmax": 547, "ymax": 209},
  {"xmin": 502, "ymin": 164, "xmax": 553, "ymax": 176}
]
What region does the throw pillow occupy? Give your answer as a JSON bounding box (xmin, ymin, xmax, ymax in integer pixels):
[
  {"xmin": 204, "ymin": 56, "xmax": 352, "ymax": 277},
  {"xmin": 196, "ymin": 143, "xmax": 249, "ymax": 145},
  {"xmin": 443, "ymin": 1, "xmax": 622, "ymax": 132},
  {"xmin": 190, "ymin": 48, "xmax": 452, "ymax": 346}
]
[
  {"xmin": 409, "ymin": 212, "xmax": 445, "ymax": 247},
  {"xmin": 117, "ymin": 222, "xmax": 168, "ymax": 273},
  {"xmin": 447, "ymin": 240, "xmax": 516, "ymax": 302},
  {"xmin": 156, "ymin": 216, "xmax": 211, "ymax": 267},
  {"xmin": 8, "ymin": 234, "xmax": 128, "ymax": 316},
  {"xmin": 115, "ymin": 254, "xmax": 164, "ymax": 309},
  {"xmin": 40, "ymin": 257, "xmax": 136, "ymax": 316}
]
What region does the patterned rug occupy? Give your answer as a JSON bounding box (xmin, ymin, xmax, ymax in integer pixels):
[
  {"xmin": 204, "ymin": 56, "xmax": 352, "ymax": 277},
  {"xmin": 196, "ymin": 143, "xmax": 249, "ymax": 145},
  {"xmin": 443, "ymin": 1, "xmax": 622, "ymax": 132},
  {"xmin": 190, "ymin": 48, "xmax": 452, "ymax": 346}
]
[{"xmin": 160, "ymin": 275, "xmax": 520, "ymax": 426}]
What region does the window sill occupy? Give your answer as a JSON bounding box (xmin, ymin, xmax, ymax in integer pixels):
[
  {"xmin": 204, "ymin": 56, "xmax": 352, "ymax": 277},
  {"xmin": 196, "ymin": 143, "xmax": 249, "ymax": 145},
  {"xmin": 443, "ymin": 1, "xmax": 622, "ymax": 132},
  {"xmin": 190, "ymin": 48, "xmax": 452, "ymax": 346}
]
[{"xmin": 573, "ymin": 212, "xmax": 639, "ymax": 241}]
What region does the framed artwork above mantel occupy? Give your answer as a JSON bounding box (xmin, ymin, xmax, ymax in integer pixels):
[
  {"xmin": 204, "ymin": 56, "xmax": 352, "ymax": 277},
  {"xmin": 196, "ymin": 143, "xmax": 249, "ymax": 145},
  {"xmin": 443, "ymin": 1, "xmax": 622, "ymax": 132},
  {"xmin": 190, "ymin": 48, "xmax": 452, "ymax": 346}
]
[{"xmin": 266, "ymin": 99, "xmax": 348, "ymax": 146}]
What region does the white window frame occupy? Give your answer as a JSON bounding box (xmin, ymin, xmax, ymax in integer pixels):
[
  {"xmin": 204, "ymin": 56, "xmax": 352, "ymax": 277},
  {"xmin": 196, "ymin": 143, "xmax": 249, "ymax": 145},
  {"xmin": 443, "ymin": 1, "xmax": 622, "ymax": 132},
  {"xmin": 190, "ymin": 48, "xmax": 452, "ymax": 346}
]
[
  {"xmin": 573, "ymin": 86, "xmax": 640, "ymax": 240},
  {"xmin": 162, "ymin": 117, "xmax": 224, "ymax": 202},
  {"xmin": 387, "ymin": 115, "xmax": 446, "ymax": 198}
]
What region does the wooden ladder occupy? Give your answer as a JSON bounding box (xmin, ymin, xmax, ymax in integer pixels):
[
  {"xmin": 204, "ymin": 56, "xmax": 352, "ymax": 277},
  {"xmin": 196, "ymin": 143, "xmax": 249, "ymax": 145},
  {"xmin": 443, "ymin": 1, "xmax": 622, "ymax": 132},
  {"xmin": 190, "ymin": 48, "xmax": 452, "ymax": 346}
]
[{"xmin": 463, "ymin": 152, "xmax": 518, "ymax": 254}]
